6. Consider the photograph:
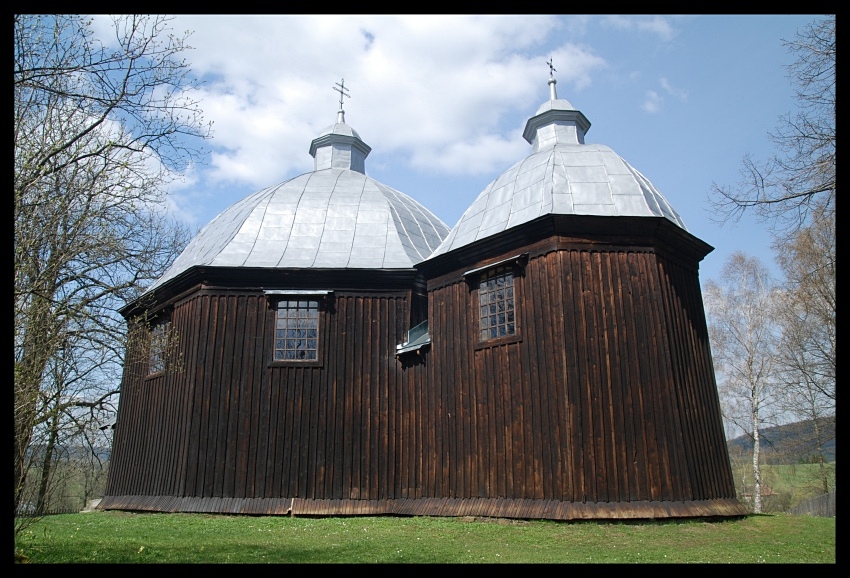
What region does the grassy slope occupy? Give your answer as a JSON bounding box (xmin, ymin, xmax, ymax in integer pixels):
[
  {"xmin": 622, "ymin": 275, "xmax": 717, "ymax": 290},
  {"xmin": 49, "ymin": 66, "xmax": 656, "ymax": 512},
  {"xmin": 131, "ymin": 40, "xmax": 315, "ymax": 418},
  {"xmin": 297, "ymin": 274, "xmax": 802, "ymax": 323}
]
[
  {"xmin": 15, "ymin": 511, "xmax": 835, "ymax": 564},
  {"xmin": 727, "ymin": 460, "xmax": 837, "ymax": 512}
]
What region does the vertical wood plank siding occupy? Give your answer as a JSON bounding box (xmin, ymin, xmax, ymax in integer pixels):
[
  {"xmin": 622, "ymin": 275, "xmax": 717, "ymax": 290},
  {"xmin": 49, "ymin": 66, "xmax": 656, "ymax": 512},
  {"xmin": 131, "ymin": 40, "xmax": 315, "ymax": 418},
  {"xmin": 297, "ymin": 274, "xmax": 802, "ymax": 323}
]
[
  {"xmin": 104, "ymin": 246, "xmax": 741, "ymax": 518},
  {"xmin": 106, "ymin": 291, "xmax": 431, "ymax": 503},
  {"xmin": 423, "ymin": 247, "xmax": 737, "ymax": 504}
]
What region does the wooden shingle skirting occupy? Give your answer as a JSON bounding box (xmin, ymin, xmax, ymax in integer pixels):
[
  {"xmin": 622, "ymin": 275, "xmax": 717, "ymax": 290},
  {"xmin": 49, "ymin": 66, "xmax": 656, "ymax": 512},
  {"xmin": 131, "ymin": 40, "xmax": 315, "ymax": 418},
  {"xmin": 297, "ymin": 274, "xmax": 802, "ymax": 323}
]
[{"xmin": 98, "ymin": 495, "xmax": 747, "ymax": 520}]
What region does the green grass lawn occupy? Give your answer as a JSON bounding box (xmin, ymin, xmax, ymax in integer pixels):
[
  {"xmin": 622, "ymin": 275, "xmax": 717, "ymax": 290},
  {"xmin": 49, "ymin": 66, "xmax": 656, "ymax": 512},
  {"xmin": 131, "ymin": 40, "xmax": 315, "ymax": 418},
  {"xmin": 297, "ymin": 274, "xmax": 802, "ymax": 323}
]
[{"xmin": 15, "ymin": 511, "xmax": 835, "ymax": 563}]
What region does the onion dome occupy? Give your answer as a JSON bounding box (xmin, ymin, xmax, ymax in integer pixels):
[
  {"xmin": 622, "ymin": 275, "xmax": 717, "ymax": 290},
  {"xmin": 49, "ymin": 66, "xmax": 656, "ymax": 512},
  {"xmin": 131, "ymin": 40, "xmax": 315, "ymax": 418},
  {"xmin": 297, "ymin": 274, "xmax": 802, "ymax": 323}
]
[
  {"xmin": 148, "ymin": 81, "xmax": 449, "ymax": 292},
  {"xmin": 428, "ymin": 63, "xmax": 686, "ymax": 258}
]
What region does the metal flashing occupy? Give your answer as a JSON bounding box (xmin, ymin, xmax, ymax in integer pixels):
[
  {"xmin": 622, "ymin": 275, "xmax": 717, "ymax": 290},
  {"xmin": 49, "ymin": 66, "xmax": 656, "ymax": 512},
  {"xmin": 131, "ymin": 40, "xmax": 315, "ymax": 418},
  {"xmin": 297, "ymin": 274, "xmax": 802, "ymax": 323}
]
[
  {"xmin": 263, "ymin": 289, "xmax": 333, "ymax": 295},
  {"xmin": 396, "ymin": 319, "xmax": 431, "ymax": 355},
  {"xmin": 463, "ymin": 253, "xmax": 528, "ymax": 278}
]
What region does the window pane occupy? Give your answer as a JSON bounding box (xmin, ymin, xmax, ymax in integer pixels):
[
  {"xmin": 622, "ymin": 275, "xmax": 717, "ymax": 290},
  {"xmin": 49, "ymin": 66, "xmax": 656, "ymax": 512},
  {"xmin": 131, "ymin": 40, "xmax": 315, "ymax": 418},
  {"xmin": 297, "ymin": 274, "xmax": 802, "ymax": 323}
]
[
  {"xmin": 477, "ymin": 267, "xmax": 517, "ymax": 341},
  {"xmin": 275, "ymin": 299, "xmax": 321, "ymax": 362},
  {"xmin": 148, "ymin": 320, "xmax": 170, "ymax": 374}
]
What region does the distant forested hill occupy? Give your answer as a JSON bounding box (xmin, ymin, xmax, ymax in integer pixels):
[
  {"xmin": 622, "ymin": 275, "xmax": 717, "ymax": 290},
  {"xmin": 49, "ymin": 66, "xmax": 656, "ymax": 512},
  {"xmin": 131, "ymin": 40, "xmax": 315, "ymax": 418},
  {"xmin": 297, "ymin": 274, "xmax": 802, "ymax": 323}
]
[{"xmin": 727, "ymin": 417, "xmax": 835, "ymax": 463}]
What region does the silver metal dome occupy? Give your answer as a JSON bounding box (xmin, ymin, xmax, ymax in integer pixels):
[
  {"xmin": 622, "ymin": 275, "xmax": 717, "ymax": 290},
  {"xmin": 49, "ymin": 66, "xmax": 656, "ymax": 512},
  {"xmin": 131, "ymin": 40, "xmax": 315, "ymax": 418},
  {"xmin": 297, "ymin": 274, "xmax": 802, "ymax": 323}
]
[
  {"xmin": 148, "ymin": 112, "xmax": 449, "ymax": 292},
  {"xmin": 428, "ymin": 73, "xmax": 686, "ymax": 259}
]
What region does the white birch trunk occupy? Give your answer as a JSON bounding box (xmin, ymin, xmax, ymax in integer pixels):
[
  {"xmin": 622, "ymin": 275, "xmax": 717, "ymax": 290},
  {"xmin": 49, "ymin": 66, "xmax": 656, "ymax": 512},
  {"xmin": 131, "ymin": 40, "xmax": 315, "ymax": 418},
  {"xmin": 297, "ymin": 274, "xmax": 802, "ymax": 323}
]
[{"xmin": 751, "ymin": 405, "xmax": 762, "ymax": 514}]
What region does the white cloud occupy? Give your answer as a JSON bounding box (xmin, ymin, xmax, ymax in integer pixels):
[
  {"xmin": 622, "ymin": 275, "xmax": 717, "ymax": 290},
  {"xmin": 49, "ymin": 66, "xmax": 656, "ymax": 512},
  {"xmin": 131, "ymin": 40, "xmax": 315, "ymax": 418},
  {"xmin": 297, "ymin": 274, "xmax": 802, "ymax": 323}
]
[
  {"xmin": 601, "ymin": 15, "xmax": 678, "ymax": 42},
  {"xmin": 409, "ymin": 131, "xmax": 528, "ymax": 176},
  {"xmin": 639, "ymin": 78, "xmax": 687, "ymax": 115},
  {"xmin": 642, "ymin": 90, "xmax": 663, "ymax": 113},
  {"xmin": 660, "ymin": 77, "xmax": 688, "ymax": 101},
  {"xmin": 561, "ymin": 16, "xmax": 592, "ymax": 38},
  {"xmin": 636, "ymin": 16, "xmax": 678, "ymax": 41},
  {"xmin": 166, "ymin": 15, "xmax": 607, "ymax": 186},
  {"xmin": 59, "ymin": 16, "xmax": 614, "ymax": 225}
]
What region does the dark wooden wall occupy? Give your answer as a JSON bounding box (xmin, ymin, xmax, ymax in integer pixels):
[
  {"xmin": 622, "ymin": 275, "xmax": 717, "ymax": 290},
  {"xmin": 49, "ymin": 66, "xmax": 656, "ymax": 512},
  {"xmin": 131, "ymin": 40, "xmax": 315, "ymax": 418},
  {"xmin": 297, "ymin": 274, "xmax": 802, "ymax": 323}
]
[
  {"xmin": 105, "ymin": 288, "xmax": 432, "ymax": 506},
  {"xmin": 423, "ymin": 245, "xmax": 737, "ymax": 505},
  {"xmin": 103, "ymin": 240, "xmax": 743, "ymax": 518}
]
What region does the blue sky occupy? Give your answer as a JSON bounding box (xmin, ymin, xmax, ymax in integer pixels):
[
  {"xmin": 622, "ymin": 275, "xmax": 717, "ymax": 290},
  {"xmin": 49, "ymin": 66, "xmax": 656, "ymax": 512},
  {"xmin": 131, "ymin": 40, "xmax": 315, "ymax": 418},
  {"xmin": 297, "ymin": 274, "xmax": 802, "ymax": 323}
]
[{"xmin": 110, "ymin": 15, "xmax": 825, "ymax": 286}]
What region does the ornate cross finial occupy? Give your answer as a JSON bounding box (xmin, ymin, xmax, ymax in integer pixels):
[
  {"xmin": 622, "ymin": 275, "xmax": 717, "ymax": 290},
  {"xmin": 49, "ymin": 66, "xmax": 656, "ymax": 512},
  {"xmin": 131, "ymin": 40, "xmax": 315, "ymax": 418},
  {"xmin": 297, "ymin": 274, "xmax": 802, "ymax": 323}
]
[
  {"xmin": 546, "ymin": 58, "xmax": 558, "ymax": 100},
  {"xmin": 333, "ymin": 78, "xmax": 350, "ymax": 123}
]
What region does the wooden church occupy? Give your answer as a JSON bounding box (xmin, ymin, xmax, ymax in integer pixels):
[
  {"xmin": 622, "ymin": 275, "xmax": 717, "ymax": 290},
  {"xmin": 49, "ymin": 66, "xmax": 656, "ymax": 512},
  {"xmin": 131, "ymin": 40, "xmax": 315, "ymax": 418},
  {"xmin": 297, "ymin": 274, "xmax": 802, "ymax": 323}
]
[{"xmin": 101, "ymin": 72, "xmax": 746, "ymax": 520}]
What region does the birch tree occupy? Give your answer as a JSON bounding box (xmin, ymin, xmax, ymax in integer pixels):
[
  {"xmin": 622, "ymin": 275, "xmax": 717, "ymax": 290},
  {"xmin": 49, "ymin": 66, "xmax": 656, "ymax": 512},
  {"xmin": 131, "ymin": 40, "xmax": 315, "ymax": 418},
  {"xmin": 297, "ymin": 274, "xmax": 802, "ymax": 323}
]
[
  {"xmin": 14, "ymin": 14, "xmax": 210, "ymax": 525},
  {"xmin": 706, "ymin": 15, "xmax": 836, "ymax": 508},
  {"xmin": 774, "ymin": 205, "xmax": 835, "ymax": 493},
  {"xmin": 704, "ymin": 253, "xmax": 782, "ymax": 513}
]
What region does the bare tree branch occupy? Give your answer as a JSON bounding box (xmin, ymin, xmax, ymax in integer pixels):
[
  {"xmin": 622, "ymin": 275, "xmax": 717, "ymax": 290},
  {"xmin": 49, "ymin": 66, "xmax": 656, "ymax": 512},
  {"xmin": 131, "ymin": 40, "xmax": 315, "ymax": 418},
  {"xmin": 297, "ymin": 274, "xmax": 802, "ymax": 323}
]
[
  {"xmin": 14, "ymin": 14, "xmax": 206, "ymax": 528},
  {"xmin": 708, "ymin": 16, "xmax": 834, "ymax": 233}
]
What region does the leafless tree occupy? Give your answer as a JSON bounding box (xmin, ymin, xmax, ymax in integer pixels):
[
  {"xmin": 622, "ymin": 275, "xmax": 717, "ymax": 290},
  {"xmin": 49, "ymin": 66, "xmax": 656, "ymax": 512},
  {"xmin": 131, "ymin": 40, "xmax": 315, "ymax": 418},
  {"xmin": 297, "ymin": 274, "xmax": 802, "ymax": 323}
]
[
  {"xmin": 706, "ymin": 16, "xmax": 836, "ymax": 510},
  {"xmin": 14, "ymin": 14, "xmax": 210, "ymax": 531},
  {"xmin": 773, "ymin": 204, "xmax": 835, "ymax": 494},
  {"xmin": 704, "ymin": 253, "xmax": 782, "ymax": 514},
  {"xmin": 709, "ymin": 16, "xmax": 835, "ymax": 232},
  {"xmin": 774, "ymin": 205, "xmax": 835, "ymax": 404}
]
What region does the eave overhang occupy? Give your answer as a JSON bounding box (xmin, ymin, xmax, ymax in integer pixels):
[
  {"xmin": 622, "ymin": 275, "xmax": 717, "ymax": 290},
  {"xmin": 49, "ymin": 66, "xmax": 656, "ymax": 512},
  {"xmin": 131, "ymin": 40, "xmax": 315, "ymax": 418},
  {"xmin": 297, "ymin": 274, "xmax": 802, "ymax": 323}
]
[
  {"xmin": 119, "ymin": 265, "xmax": 421, "ymax": 319},
  {"xmin": 416, "ymin": 214, "xmax": 714, "ymax": 283}
]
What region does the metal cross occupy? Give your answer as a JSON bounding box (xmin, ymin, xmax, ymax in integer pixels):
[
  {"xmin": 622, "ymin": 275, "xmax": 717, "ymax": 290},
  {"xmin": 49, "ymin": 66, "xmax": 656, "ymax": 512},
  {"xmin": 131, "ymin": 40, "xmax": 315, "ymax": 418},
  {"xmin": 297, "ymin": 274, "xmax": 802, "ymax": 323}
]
[
  {"xmin": 333, "ymin": 78, "xmax": 350, "ymax": 111},
  {"xmin": 546, "ymin": 58, "xmax": 558, "ymax": 100}
]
